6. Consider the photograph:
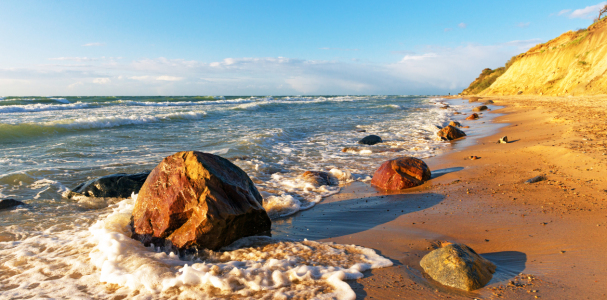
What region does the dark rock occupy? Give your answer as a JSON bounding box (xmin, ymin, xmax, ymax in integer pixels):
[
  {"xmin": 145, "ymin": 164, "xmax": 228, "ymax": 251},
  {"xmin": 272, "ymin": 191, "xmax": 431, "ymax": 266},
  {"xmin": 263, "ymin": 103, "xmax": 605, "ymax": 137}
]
[
  {"xmin": 301, "ymin": 171, "xmax": 336, "ymax": 186},
  {"xmin": 437, "ymin": 125, "xmax": 466, "ymax": 141},
  {"xmin": 0, "ymin": 199, "xmax": 25, "ymax": 210},
  {"xmin": 525, "ymin": 175, "xmax": 545, "ymax": 184},
  {"xmin": 371, "ymin": 157, "xmax": 431, "ymax": 190},
  {"xmin": 448, "ymin": 121, "xmax": 462, "ymax": 128},
  {"xmin": 358, "ymin": 135, "xmax": 383, "ymax": 145},
  {"xmin": 484, "ymin": 100, "xmax": 494, "ymax": 104},
  {"xmin": 131, "ymin": 151, "xmax": 271, "ymax": 251},
  {"xmin": 68, "ymin": 171, "xmax": 150, "ymax": 199},
  {"xmin": 356, "ymin": 129, "xmax": 367, "ymax": 133},
  {"xmin": 472, "ymin": 105, "xmax": 488, "ymax": 112},
  {"xmin": 420, "ymin": 243, "xmax": 496, "ymax": 291},
  {"xmin": 466, "ymin": 113, "xmax": 480, "ymax": 120}
]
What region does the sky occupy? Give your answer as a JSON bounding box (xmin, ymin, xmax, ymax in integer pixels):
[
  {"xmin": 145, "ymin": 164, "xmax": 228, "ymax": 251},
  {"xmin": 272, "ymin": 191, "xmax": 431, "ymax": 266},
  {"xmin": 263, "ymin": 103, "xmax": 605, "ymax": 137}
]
[{"xmin": 0, "ymin": 0, "xmax": 605, "ymax": 96}]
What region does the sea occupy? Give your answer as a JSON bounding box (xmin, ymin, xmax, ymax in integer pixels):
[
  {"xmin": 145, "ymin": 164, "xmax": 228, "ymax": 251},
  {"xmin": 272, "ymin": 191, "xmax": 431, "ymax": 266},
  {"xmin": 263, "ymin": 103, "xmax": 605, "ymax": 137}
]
[{"xmin": 0, "ymin": 95, "xmax": 463, "ymax": 299}]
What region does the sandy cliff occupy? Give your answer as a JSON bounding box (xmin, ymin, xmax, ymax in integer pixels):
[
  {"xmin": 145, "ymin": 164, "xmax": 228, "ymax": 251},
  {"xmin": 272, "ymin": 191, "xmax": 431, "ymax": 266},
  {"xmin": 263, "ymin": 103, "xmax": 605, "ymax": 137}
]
[{"xmin": 464, "ymin": 18, "xmax": 607, "ymax": 96}]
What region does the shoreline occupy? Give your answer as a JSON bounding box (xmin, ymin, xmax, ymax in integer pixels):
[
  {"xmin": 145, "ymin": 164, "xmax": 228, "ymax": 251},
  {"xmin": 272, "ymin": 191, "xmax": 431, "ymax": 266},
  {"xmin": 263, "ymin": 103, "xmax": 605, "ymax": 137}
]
[{"xmin": 309, "ymin": 95, "xmax": 607, "ymax": 299}]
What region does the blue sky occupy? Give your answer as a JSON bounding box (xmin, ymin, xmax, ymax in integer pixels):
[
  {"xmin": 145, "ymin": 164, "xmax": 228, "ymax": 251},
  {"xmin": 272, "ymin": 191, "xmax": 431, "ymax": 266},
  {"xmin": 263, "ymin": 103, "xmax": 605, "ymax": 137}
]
[{"xmin": 0, "ymin": 0, "xmax": 604, "ymax": 95}]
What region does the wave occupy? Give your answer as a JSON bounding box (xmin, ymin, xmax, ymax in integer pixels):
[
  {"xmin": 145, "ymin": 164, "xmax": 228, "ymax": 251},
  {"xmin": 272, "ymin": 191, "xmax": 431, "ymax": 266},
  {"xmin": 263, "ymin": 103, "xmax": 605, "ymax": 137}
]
[
  {"xmin": 0, "ymin": 102, "xmax": 91, "ymax": 113},
  {"xmin": 0, "ymin": 111, "xmax": 207, "ymax": 140}
]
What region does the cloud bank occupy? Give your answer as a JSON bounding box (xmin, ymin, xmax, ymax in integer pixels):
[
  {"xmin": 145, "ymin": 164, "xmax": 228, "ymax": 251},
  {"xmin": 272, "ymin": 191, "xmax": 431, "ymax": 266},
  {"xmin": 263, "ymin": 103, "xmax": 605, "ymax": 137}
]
[{"xmin": 0, "ymin": 40, "xmax": 541, "ymax": 96}]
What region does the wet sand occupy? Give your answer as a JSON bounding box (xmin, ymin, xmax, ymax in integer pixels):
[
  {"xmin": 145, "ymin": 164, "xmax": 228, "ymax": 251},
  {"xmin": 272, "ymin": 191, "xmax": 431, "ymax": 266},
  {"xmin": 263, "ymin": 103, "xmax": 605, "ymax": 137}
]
[{"xmin": 275, "ymin": 95, "xmax": 607, "ymax": 299}]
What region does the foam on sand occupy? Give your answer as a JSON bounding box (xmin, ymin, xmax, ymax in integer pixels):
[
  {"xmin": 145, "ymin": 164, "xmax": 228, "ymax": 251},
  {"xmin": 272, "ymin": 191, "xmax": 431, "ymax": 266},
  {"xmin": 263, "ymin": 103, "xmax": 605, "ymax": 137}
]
[{"xmin": 0, "ymin": 194, "xmax": 392, "ymax": 299}]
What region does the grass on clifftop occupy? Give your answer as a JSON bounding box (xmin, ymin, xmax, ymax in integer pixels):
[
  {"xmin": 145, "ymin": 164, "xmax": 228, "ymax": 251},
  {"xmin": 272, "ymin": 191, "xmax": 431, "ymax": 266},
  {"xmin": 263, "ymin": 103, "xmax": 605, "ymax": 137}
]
[{"xmin": 461, "ymin": 55, "xmax": 518, "ymax": 95}]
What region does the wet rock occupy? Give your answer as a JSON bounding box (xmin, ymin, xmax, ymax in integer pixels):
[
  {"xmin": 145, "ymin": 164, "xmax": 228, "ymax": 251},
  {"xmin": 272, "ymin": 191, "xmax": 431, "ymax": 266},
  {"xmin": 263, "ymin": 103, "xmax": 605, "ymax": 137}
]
[
  {"xmin": 472, "ymin": 105, "xmax": 488, "ymax": 112},
  {"xmin": 440, "ymin": 105, "xmax": 450, "ymax": 109},
  {"xmin": 0, "ymin": 199, "xmax": 25, "ymax": 210},
  {"xmin": 356, "ymin": 129, "xmax": 367, "ymax": 133},
  {"xmin": 525, "ymin": 175, "xmax": 545, "ymax": 184},
  {"xmin": 301, "ymin": 171, "xmax": 336, "ymax": 186},
  {"xmin": 498, "ymin": 136, "xmax": 509, "ymax": 144},
  {"xmin": 468, "ymin": 97, "xmax": 480, "ymax": 103},
  {"xmin": 67, "ymin": 171, "xmax": 151, "ymax": 199},
  {"xmin": 466, "ymin": 113, "xmax": 480, "ymax": 120},
  {"xmin": 437, "ymin": 125, "xmax": 466, "ymax": 141},
  {"xmin": 131, "ymin": 151, "xmax": 271, "ymax": 251},
  {"xmin": 484, "ymin": 100, "xmax": 494, "ymax": 104},
  {"xmin": 371, "ymin": 157, "xmax": 431, "ymax": 190},
  {"xmin": 420, "ymin": 243, "xmax": 496, "ymax": 291},
  {"xmin": 358, "ymin": 135, "xmax": 383, "ymax": 145},
  {"xmin": 449, "ymin": 121, "xmax": 462, "ymax": 128}
]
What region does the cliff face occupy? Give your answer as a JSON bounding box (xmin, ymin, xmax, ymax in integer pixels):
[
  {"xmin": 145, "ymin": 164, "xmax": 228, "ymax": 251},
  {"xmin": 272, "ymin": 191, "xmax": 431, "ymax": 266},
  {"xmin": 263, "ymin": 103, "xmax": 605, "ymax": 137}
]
[{"xmin": 469, "ymin": 18, "xmax": 607, "ymax": 96}]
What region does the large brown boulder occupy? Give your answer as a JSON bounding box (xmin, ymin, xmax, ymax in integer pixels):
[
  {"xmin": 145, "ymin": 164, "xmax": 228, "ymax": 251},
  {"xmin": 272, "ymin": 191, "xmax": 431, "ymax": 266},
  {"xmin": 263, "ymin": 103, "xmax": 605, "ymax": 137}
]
[
  {"xmin": 420, "ymin": 243, "xmax": 496, "ymax": 291},
  {"xmin": 131, "ymin": 151, "xmax": 271, "ymax": 251},
  {"xmin": 466, "ymin": 113, "xmax": 480, "ymax": 120},
  {"xmin": 437, "ymin": 125, "xmax": 466, "ymax": 141},
  {"xmin": 371, "ymin": 157, "xmax": 431, "ymax": 190}
]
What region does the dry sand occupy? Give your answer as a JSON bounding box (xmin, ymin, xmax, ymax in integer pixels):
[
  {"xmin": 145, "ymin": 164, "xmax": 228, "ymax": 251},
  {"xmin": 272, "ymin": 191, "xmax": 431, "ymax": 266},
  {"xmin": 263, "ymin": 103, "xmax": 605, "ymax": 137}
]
[{"xmin": 317, "ymin": 95, "xmax": 607, "ymax": 299}]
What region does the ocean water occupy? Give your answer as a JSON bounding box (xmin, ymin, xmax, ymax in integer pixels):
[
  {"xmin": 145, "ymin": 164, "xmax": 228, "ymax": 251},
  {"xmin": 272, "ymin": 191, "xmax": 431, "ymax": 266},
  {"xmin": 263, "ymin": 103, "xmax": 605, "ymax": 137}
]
[{"xmin": 0, "ymin": 95, "xmax": 459, "ymax": 299}]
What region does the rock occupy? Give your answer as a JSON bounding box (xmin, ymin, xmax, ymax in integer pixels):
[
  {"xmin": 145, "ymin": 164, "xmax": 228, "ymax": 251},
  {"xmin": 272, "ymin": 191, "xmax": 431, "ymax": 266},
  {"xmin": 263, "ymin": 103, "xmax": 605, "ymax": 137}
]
[
  {"xmin": 420, "ymin": 243, "xmax": 496, "ymax": 291},
  {"xmin": 448, "ymin": 121, "xmax": 462, "ymax": 128},
  {"xmin": 468, "ymin": 97, "xmax": 480, "ymax": 103},
  {"xmin": 483, "ymin": 100, "xmax": 494, "ymax": 104},
  {"xmin": 371, "ymin": 157, "xmax": 431, "ymax": 190},
  {"xmin": 469, "ymin": 156, "xmax": 480, "ymax": 160},
  {"xmin": 498, "ymin": 136, "xmax": 509, "ymax": 144},
  {"xmin": 131, "ymin": 151, "xmax": 271, "ymax": 251},
  {"xmin": 68, "ymin": 171, "xmax": 150, "ymax": 199},
  {"xmin": 440, "ymin": 105, "xmax": 450, "ymax": 109},
  {"xmin": 463, "ymin": 126, "xmax": 470, "ymax": 128},
  {"xmin": 437, "ymin": 125, "xmax": 466, "ymax": 141},
  {"xmin": 356, "ymin": 129, "xmax": 367, "ymax": 133},
  {"xmin": 301, "ymin": 171, "xmax": 336, "ymax": 186},
  {"xmin": 517, "ymin": 91, "xmax": 523, "ymax": 95},
  {"xmin": 0, "ymin": 199, "xmax": 25, "ymax": 210},
  {"xmin": 466, "ymin": 113, "xmax": 480, "ymax": 120},
  {"xmin": 358, "ymin": 135, "xmax": 382, "ymax": 145},
  {"xmin": 525, "ymin": 175, "xmax": 545, "ymax": 184},
  {"xmin": 472, "ymin": 105, "xmax": 488, "ymax": 112}
]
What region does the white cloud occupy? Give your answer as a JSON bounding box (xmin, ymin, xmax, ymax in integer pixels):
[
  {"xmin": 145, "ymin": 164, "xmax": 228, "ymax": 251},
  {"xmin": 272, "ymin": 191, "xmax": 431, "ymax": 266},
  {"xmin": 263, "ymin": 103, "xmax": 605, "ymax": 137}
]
[
  {"xmin": 516, "ymin": 22, "xmax": 530, "ymax": 28},
  {"xmin": 444, "ymin": 28, "xmax": 453, "ymax": 32},
  {"xmin": 93, "ymin": 77, "xmax": 110, "ymax": 84},
  {"xmin": 561, "ymin": 2, "xmax": 607, "ymax": 19},
  {"xmin": 156, "ymin": 75, "xmax": 183, "ymax": 81},
  {"xmin": 400, "ymin": 53, "xmax": 437, "ymax": 62},
  {"xmin": 82, "ymin": 42, "xmax": 105, "ymax": 47},
  {"xmin": 0, "ymin": 39, "xmax": 542, "ymax": 95},
  {"xmin": 458, "ymin": 23, "xmax": 467, "ymax": 28}
]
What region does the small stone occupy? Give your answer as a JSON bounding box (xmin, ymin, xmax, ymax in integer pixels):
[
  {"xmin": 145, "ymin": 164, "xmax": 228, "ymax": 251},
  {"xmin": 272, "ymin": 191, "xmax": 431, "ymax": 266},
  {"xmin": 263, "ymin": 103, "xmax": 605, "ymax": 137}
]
[
  {"xmin": 472, "ymin": 105, "xmax": 488, "ymax": 112},
  {"xmin": 466, "ymin": 113, "xmax": 480, "ymax": 120},
  {"xmin": 498, "ymin": 136, "xmax": 509, "ymax": 144},
  {"xmin": 358, "ymin": 135, "xmax": 383, "ymax": 145}
]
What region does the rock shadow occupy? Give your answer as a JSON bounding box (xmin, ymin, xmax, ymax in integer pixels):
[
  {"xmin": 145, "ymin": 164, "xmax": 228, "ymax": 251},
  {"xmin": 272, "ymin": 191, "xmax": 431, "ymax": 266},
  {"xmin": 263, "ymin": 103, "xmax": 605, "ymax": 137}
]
[
  {"xmin": 272, "ymin": 193, "xmax": 444, "ymax": 240},
  {"xmin": 430, "ymin": 167, "xmax": 464, "ymax": 179},
  {"xmin": 483, "ymin": 251, "xmax": 527, "ymax": 284}
]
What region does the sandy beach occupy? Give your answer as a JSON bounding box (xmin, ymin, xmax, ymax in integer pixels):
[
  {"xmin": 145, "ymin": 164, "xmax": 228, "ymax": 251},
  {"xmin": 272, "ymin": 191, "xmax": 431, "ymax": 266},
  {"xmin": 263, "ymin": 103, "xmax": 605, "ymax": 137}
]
[{"xmin": 304, "ymin": 95, "xmax": 607, "ymax": 299}]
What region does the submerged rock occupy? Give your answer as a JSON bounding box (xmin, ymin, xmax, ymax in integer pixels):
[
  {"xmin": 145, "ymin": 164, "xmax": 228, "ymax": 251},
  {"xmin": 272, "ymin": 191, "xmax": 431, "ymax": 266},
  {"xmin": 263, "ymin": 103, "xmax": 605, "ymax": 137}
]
[
  {"xmin": 473, "ymin": 105, "xmax": 488, "ymax": 112},
  {"xmin": 0, "ymin": 199, "xmax": 25, "ymax": 210},
  {"xmin": 358, "ymin": 135, "xmax": 383, "ymax": 145},
  {"xmin": 448, "ymin": 121, "xmax": 462, "ymax": 128},
  {"xmin": 68, "ymin": 171, "xmax": 150, "ymax": 199},
  {"xmin": 301, "ymin": 171, "xmax": 336, "ymax": 186},
  {"xmin": 420, "ymin": 243, "xmax": 496, "ymax": 291},
  {"xmin": 466, "ymin": 113, "xmax": 480, "ymax": 120},
  {"xmin": 131, "ymin": 151, "xmax": 271, "ymax": 251},
  {"xmin": 437, "ymin": 125, "xmax": 466, "ymax": 141},
  {"xmin": 371, "ymin": 157, "xmax": 431, "ymax": 190}
]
